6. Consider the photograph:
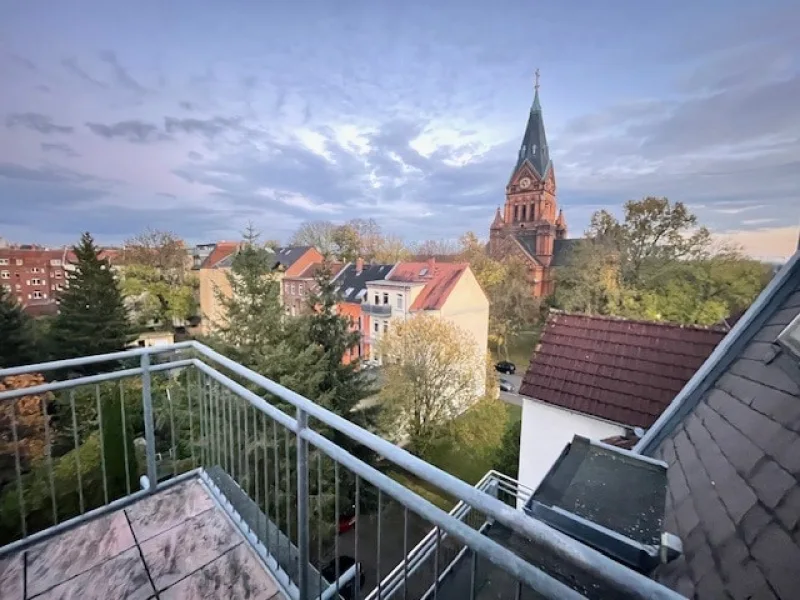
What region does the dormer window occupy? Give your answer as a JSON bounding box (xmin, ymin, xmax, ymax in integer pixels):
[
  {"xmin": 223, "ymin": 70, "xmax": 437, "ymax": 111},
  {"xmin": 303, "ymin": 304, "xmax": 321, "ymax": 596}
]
[
  {"xmin": 419, "ymin": 268, "xmax": 428, "ymax": 277},
  {"xmin": 777, "ymin": 312, "xmax": 800, "ymax": 362}
]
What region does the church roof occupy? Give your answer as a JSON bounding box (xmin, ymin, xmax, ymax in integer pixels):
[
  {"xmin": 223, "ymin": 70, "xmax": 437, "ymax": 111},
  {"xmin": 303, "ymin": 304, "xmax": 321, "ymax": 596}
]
[{"xmin": 512, "ymin": 84, "xmax": 551, "ymax": 181}]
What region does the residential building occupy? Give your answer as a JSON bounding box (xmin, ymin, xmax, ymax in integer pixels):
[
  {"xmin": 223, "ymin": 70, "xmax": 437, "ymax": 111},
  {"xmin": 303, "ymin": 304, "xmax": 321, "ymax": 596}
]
[
  {"xmin": 282, "ymin": 262, "xmax": 346, "ymax": 317},
  {"xmin": 517, "ymin": 311, "xmax": 727, "ymax": 493},
  {"xmin": 197, "ymin": 242, "xmax": 322, "ymax": 334},
  {"xmin": 635, "ymin": 249, "xmax": 800, "ymax": 599},
  {"xmin": 334, "ymin": 259, "xmax": 396, "ymax": 362},
  {"xmin": 0, "ymin": 245, "xmax": 65, "ymax": 316},
  {"xmin": 365, "ymin": 258, "xmax": 489, "ymax": 393},
  {"xmin": 488, "ymin": 76, "xmax": 575, "ymax": 297}
]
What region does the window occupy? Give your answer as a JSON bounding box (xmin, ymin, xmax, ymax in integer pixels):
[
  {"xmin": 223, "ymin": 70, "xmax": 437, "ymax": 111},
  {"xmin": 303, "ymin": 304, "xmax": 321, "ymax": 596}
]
[
  {"xmin": 374, "ymin": 294, "xmax": 379, "ymax": 304},
  {"xmin": 290, "ymin": 283, "xmax": 296, "ymax": 294},
  {"xmin": 31, "ymin": 278, "xmax": 43, "ymax": 285},
  {"xmin": 299, "ymin": 283, "xmax": 304, "ymax": 294},
  {"xmin": 32, "ymin": 291, "xmax": 43, "ymax": 299},
  {"xmin": 0, "ymin": 258, "xmax": 8, "ymax": 265},
  {"xmin": 358, "ymin": 316, "xmax": 362, "ymax": 329},
  {"xmin": 14, "ymin": 283, "xmax": 20, "ymax": 290},
  {"xmin": 0, "ymin": 271, "xmax": 8, "ymax": 279},
  {"xmin": 396, "ymin": 294, "xmax": 404, "ymax": 310},
  {"xmin": 55, "ymin": 271, "xmax": 62, "ymax": 278},
  {"xmin": 31, "ymin": 267, "xmax": 43, "ymax": 273},
  {"xmin": 50, "ymin": 259, "xmax": 62, "ymax": 266},
  {"xmin": 419, "ymin": 268, "xmax": 428, "ymax": 277},
  {"xmin": 15, "ymin": 259, "xmax": 23, "ymax": 266},
  {"xmin": 383, "ymin": 292, "xmax": 389, "ymax": 305},
  {"xmin": 2, "ymin": 284, "xmax": 10, "ymax": 292},
  {"xmin": 55, "ymin": 283, "xmax": 63, "ymax": 291},
  {"xmin": 374, "ymin": 322, "xmax": 379, "ymax": 333},
  {"xmin": 777, "ymin": 312, "xmax": 800, "ymax": 362},
  {"xmin": 383, "ymin": 322, "xmax": 388, "ymax": 333}
]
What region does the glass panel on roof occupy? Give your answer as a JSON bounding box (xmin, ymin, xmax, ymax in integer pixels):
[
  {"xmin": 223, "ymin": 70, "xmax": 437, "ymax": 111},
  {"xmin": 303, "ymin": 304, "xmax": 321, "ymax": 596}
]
[
  {"xmin": 356, "ymin": 289, "xmax": 367, "ymax": 300},
  {"xmin": 419, "ymin": 268, "xmax": 428, "ymax": 276},
  {"xmin": 345, "ymin": 287, "xmax": 354, "ymax": 296}
]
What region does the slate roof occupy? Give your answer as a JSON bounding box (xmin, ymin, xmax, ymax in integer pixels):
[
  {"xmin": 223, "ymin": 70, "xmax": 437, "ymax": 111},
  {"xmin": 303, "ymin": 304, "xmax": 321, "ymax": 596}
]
[
  {"xmin": 551, "ymin": 238, "xmax": 583, "ymax": 267},
  {"xmin": 519, "ymin": 311, "xmax": 728, "ymax": 428},
  {"xmin": 637, "ymin": 250, "xmax": 800, "ymax": 599},
  {"xmin": 335, "ymin": 263, "xmax": 395, "ymax": 303},
  {"xmin": 512, "ymin": 87, "xmax": 551, "ymax": 180},
  {"xmin": 388, "ymin": 261, "xmax": 469, "ymax": 311}
]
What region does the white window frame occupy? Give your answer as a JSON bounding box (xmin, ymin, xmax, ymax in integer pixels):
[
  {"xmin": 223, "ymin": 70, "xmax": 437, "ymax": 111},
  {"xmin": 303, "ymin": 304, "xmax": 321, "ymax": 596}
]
[
  {"xmin": 0, "ymin": 271, "xmax": 9, "ymax": 279},
  {"xmin": 396, "ymin": 294, "xmax": 404, "ymax": 310},
  {"xmin": 0, "ymin": 258, "xmax": 8, "ymax": 265},
  {"xmin": 31, "ymin": 278, "xmax": 43, "ymax": 286},
  {"xmin": 32, "ymin": 290, "xmax": 43, "ymax": 299},
  {"xmin": 15, "ymin": 259, "xmax": 23, "ymax": 266},
  {"xmin": 50, "ymin": 259, "xmax": 62, "ymax": 266}
]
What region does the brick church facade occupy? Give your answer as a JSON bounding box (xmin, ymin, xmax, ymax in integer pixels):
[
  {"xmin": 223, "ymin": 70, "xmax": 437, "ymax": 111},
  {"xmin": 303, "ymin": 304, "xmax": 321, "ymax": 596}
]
[{"xmin": 489, "ymin": 78, "xmax": 573, "ymax": 297}]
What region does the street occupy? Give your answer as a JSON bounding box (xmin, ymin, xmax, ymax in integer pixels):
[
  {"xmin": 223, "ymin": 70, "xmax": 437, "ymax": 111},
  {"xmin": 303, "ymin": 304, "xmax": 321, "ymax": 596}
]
[{"xmin": 497, "ymin": 373, "xmax": 523, "ymax": 406}]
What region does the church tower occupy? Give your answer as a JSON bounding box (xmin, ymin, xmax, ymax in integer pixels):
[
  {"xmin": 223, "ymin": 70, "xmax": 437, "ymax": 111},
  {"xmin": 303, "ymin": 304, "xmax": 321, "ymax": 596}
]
[{"xmin": 489, "ymin": 71, "xmax": 568, "ymax": 296}]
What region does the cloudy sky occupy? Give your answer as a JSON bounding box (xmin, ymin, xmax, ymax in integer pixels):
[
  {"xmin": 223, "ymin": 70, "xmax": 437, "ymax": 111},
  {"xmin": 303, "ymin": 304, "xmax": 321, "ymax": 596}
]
[{"xmin": 1, "ymin": 0, "xmax": 798, "ymax": 260}]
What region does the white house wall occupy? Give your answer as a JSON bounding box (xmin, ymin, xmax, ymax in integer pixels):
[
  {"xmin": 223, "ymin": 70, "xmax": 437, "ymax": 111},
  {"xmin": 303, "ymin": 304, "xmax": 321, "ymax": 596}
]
[{"xmin": 517, "ymin": 396, "xmax": 625, "ymax": 500}]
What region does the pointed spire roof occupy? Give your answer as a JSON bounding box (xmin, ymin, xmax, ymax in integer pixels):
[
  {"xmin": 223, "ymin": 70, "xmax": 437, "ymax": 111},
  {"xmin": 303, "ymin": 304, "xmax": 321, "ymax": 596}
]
[
  {"xmin": 556, "ymin": 209, "xmax": 566, "ymax": 228},
  {"xmin": 491, "ymin": 207, "xmax": 504, "ymax": 229},
  {"xmin": 513, "ymin": 69, "xmax": 551, "ymax": 180}
]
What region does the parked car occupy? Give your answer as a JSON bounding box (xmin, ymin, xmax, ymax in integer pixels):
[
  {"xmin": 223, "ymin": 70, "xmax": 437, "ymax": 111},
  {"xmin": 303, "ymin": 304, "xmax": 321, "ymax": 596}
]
[
  {"xmin": 495, "ymin": 360, "xmax": 516, "ymax": 374},
  {"xmin": 499, "ymin": 378, "xmax": 515, "ymax": 393},
  {"xmin": 321, "ymin": 556, "xmax": 366, "ymax": 600}
]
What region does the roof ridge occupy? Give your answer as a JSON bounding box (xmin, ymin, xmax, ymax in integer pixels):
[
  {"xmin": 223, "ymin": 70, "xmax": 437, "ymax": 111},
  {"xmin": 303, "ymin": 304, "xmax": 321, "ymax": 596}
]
[{"xmin": 547, "ymin": 309, "xmax": 730, "ymax": 333}]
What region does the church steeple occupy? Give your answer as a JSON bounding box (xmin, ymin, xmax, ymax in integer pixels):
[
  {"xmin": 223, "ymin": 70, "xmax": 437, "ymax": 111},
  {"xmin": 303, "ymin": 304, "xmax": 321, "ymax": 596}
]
[{"xmin": 513, "ymin": 69, "xmax": 551, "ymax": 181}]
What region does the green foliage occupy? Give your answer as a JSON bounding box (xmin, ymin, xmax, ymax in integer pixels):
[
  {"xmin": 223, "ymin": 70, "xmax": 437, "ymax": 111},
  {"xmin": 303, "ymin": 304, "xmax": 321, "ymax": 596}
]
[
  {"xmin": 555, "ymin": 198, "xmax": 771, "ymax": 326},
  {"xmin": 0, "ymin": 286, "xmax": 37, "ymax": 368},
  {"xmin": 100, "ymin": 393, "xmax": 138, "ymax": 497},
  {"xmin": 493, "ymin": 418, "xmax": 522, "ymax": 479},
  {"xmin": 120, "ymin": 229, "xmax": 198, "ymax": 328},
  {"xmin": 49, "ymin": 232, "xmax": 132, "ymax": 365}
]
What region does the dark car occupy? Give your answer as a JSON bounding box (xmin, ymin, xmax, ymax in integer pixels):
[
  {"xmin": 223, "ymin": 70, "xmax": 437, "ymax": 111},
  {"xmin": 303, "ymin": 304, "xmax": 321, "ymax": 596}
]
[
  {"xmin": 495, "ymin": 360, "xmax": 516, "ymax": 374},
  {"xmin": 499, "ymin": 378, "xmax": 515, "ymax": 393},
  {"xmin": 321, "ymin": 556, "xmax": 366, "ymax": 600}
]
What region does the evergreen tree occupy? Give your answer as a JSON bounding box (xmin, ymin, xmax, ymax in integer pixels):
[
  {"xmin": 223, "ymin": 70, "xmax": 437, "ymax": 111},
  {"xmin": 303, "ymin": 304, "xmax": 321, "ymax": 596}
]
[
  {"xmin": 0, "ymin": 286, "xmax": 37, "ymax": 368},
  {"xmin": 303, "ymin": 259, "xmax": 377, "ymax": 440},
  {"xmin": 49, "ymin": 233, "xmax": 131, "ymax": 365}
]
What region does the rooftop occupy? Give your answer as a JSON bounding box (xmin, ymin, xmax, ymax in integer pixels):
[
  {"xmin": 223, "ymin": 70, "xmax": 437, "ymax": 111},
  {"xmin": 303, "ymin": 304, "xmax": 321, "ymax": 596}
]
[
  {"xmin": 520, "ymin": 311, "xmax": 728, "ymax": 428},
  {"xmin": 388, "ymin": 261, "xmax": 469, "ymax": 311}
]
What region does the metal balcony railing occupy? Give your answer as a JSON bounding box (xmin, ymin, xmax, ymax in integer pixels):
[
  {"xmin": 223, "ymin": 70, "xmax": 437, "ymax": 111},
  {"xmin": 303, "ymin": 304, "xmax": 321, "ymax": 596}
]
[
  {"xmin": 0, "ymin": 342, "xmax": 684, "ymax": 600},
  {"xmin": 361, "ymin": 303, "xmax": 392, "ymax": 316}
]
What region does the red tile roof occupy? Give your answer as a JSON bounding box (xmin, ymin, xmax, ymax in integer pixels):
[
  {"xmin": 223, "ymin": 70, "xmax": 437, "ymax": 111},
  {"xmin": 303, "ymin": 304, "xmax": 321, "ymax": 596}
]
[
  {"xmin": 388, "ymin": 260, "xmax": 468, "ymax": 311},
  {"xmin": 519, "ymin": 311, "xmax": 729, "ymax": 428},
  {"xmin": 199, "ymin": 242, "xmax": 239, "ymax": 269}
]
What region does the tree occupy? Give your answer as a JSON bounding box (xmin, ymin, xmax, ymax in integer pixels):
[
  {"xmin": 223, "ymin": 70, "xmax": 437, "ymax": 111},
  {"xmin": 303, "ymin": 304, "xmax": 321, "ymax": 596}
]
[
  {"xmin": 412, "ymin": 239, "xmax": 459, "ymax": 258},
  {"xmin": 291, "ymin": 221, "xmax": 338, "ymax": 254},
  {"xmin": 372, "ymin": 234, "xmax": 411, "ymax": 263},
  {"xmin": 0, "ymin": 374, "xmax": 51, "ymax": 487},
  {"xmin": 120, "ymin": 229, "xmax": 197, "ymax": 329},
  {"xmin": 493, "ymin": 418, "xmax": 522, "ymax": 479},
  {"xmin": 49, "ymin": 233, "xmax": 132, "ymax": 364},
  {"xmin": 330, "ymin": 224, "xmax": 361, "ymax": 263},
  {"xmin": 0, "ymin": 286, "xmax": 37, "ymax": 368},
  {"xmin": 554, "ymin": 197, "xmax": 771, "ymax": 326},
  {"xmin": 588, "ymin": 197, "xmax": 712, "ymax": 287},
  {"xmin": 378, "ymin": 314, "xmax": 484, "ymax": 455}
]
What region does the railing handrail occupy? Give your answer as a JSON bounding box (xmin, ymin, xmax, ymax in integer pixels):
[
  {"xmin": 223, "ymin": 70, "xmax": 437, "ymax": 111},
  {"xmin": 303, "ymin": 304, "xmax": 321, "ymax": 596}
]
[{"xmin": 0, "ymin": 342, "xmax": 684, "ymax": 600}]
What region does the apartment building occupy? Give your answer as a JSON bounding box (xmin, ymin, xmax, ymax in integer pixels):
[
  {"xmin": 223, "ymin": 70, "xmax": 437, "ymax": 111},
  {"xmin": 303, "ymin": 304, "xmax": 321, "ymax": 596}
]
[
  {"xmin": 282, "ymin": 262, "xmax": 346, "ymax": 316},
  {"xmin": 364, "ymin": 258, "xmax": 490, "ymax": 384},
  {"xmin": 0, "ymin": 246, "xmax": 67, "ymax": 316}
]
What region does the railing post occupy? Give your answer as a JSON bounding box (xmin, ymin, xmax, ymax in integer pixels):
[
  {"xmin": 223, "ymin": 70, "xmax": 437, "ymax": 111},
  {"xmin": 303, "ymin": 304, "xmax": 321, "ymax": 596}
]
[
  {"xmin": 141, "ymin": 352, "xmax": 158, "ymax": 492},
  {"xmin": 296, "ymin": 408, "xmax": 310, "ymax": 599}
]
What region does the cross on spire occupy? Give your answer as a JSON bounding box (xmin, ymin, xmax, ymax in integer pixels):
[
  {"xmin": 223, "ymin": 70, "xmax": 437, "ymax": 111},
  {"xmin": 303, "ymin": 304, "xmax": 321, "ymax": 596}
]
[{"xmin": 534, "ymin": 68, "xmax": 540, "ymax": 93}]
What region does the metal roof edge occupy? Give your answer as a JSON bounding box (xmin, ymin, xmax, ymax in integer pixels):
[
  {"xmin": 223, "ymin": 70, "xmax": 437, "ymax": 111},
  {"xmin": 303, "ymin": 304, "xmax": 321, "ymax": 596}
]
[{"xmin": 634, "ymin": 250, "xmax": 800, "ymax": 455}]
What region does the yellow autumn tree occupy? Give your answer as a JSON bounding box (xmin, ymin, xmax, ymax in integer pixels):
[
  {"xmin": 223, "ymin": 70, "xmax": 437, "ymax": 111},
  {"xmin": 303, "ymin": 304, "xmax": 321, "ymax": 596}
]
[
  {"xmin": 377, "ymin": 314, "xmax": 484, "ymax": 455},
  {"xmin": 0, "ymin": 374, "xmax": 51, "ymax": 487}
]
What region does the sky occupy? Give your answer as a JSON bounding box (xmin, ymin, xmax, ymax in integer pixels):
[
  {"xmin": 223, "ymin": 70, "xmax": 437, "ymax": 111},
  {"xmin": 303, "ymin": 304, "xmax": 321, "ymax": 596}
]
[{"xmin": 1, "ymin": 0, "xmax": 798, "ymax": 261}]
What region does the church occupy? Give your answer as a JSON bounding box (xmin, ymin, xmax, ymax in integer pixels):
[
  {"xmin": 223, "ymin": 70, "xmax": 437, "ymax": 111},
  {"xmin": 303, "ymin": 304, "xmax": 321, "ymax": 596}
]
[{"xmin": 489, "ymin": 73, "xmax": 576, "ymax": 297}]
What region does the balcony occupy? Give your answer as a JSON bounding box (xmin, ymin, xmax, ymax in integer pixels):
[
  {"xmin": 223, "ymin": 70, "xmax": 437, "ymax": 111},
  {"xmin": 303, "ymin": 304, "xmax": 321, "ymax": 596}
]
[
  {"xmin": 361, "ymin": 303, "xmax": 392, "ymax": 316},
  {"xmin": 0, "ymin": 343, "xmax": 683, "ymax": 600}
]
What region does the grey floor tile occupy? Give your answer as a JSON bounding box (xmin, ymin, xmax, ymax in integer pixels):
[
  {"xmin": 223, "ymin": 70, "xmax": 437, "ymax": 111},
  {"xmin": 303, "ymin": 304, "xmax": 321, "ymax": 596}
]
[
  {"xmin": 31, "ymin": 547, "xmax": 154, "ymax": 600},
  {"xmin": 160, "ymin": 544, "xmax": 282, "ymax": 599},
  {"xmin": 0, "ymin": 551, "xmax": 24, "ymax": 600},
  {"xmin": 126, "ymin": 480, "xmax": 215, "ymax": 543},
  {"xmin": 26, "ymin": 510, "xmax": 135, "ymax": 597},
  {"xmin": 139, "ymin": 507, "xmax": 241, "ymax": 592}
]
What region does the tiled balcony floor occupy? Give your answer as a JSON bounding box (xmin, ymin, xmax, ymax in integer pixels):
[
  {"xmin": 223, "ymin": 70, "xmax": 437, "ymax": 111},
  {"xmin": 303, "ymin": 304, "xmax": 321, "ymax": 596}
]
[{"xmin": 0, "ymin": 479, "xmax": 285, "ymax": 599}]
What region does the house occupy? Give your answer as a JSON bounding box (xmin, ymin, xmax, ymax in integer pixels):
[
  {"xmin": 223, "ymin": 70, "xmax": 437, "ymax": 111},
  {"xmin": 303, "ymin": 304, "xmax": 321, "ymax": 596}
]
[
  {"xmin": 282, "ymin": 262, "xmax": 346, "ymax": 316},
  {"xmin": 517, "ymin": 311, "xmax": 727, "ymax": 493},
  {"xmin": 634, "ymin": 249, "xmax": 800, "ymax": 599},
  {"xmin": 333, "ymin": 259, "xmax": 395, "ymax": 363},
  {"xmin": 197, "ymin": 242, "xmax": 322, "ymax": 334},
  {"xmin": 365, "ymin": 258, "xmax": 490, "ymax": 391},
  {"xmin": 488, "ymin": 75, "xmax": 574, "ymax": 297}
]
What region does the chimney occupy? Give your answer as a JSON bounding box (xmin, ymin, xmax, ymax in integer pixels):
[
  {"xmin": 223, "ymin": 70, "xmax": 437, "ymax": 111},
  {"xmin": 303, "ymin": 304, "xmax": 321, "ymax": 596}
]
[
  {"xmin": 356, "ymin": 257, "xmax": 364, "ymax": 274},
  {"xmin": 427, "ymin": 257, "xmax": 435, "ymax": 274}
]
